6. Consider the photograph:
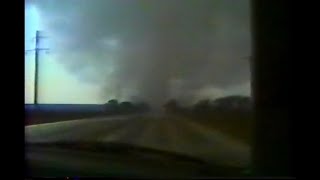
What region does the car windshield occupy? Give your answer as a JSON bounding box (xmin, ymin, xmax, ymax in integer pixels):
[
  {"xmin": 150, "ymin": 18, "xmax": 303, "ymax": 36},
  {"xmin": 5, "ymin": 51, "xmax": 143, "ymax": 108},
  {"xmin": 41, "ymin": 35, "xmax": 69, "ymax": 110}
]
[{"xmin": 25, "ymin": 0, "xmax": 253, "ymax": 178}]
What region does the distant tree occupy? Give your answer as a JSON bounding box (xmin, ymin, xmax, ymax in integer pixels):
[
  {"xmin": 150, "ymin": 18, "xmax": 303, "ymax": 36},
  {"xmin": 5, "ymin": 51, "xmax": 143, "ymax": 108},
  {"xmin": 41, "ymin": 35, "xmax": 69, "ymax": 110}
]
[
  {"xmin": 104, "ymin": 99, "xmax": 119, "ymax": 114},
  {"xmin": 120, "ymin": 101, "xmax": 133, "ymax": 108},
  {"xmin": 119, "ymin": 101, "xmax": 134, "ymax": 113},
  {"xmin": 212, "ymin": 95, "xmax": 252, "ymax": 111},
  {"xmin": 104, "ymin": 99, "xmax": 152, "ymax": 114},
  {"xmin": 108, "ymin": 99, "xmax": 119, "ymax": 105},
  {"xmin": 192, "ymin": 99, "xmax": 212, "ymax": 114}
]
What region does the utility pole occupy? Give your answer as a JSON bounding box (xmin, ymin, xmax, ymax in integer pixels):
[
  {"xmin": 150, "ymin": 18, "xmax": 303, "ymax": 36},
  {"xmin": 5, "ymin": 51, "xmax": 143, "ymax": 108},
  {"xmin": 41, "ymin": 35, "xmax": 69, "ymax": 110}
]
[{"xmin": 25, "ymin": 30, "xmax": 49, "ymax": 105}]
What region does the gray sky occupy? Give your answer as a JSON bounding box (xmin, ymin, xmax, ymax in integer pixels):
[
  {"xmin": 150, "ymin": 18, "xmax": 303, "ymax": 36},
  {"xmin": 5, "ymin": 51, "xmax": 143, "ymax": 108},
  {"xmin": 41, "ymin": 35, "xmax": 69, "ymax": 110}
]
[{"xmin": 25, "ymin": 0, "xmax": 252, "ymax": 105}]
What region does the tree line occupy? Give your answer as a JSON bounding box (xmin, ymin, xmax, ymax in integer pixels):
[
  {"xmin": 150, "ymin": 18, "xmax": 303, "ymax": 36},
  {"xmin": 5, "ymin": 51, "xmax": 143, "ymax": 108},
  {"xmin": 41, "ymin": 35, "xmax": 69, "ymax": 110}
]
[{"xmin": 103, "ymin": 95, "xmax": 252, "ymax": 116}]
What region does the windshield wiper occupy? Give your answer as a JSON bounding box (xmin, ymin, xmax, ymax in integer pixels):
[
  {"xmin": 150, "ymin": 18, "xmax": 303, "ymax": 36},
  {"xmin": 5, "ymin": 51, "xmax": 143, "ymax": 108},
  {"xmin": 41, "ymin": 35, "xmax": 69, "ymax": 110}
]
[
  {"xmin": 27, "ymin": 141, "xmax": 206, "ymax": 163},
  {"xmin": 26, "ymin": 141, "xmax": 248, "ymax": 177}
]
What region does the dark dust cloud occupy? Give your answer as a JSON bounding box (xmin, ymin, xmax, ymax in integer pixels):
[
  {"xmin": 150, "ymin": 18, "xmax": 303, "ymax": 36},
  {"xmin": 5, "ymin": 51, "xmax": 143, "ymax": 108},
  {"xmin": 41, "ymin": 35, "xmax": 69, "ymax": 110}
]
[{"xmin": 26, "ymin": 0, "xmax": 252, "ymax": 106}]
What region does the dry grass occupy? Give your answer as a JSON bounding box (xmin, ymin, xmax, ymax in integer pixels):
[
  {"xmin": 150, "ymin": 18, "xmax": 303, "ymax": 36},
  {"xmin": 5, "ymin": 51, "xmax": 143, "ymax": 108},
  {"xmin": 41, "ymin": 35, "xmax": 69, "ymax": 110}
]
[{"xmin": 184, "ymin": 112, "xmax": 254, "ymax": 145}]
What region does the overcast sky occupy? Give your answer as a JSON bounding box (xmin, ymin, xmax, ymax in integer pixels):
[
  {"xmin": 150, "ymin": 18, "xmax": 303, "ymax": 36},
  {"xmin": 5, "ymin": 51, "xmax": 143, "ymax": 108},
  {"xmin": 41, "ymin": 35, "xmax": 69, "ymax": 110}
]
[{"xmin": 25, "ymin": 0, "xmax": 252, "ymax": 105}]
